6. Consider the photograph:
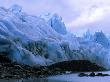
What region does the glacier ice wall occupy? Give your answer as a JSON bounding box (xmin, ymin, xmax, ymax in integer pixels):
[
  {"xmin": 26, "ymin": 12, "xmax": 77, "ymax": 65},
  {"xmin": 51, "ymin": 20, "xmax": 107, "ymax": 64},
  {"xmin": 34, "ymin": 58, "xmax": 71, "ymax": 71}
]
[
  {"xmin": 41, "ymin": 13, "xmax": 67, "ymax": 35},
  {"xmin": 0, "ymin": 5, "xmax": 110, "ymax": 69},
  {"xmin": 0, "ymin": 5, "xmax": 78, "ymax": 67}
]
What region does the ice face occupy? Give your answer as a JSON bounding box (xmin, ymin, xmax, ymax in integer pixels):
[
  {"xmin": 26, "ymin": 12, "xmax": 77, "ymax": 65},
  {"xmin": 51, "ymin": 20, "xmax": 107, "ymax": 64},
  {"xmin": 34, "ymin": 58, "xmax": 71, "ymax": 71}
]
[
  {"xmin": 0, "ymin": 5, "xmax": 110, "ymax": 69},
  {"xmin": 9, "ymin": 4, "xmax": 22, "ymax": 14},
  {"xmin": 41, "ymin": 13, "xmax": 67, "ymax": 35},
  {"xmin": 94, "ymin": 31, "xmax": 110, "ymax": 48}
]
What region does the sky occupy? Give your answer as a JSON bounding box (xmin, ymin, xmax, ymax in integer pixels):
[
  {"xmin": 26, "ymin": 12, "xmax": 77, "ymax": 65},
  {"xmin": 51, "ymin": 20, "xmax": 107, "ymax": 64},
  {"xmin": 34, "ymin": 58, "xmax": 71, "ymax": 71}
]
[{"xmin": 0, "ymin": 0, "xmax": 110, "ymax": 36}]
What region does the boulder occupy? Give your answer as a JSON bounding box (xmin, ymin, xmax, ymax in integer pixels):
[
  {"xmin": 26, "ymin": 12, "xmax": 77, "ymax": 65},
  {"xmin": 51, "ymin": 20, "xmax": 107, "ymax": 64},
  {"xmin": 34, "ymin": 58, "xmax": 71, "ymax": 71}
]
[
  {"xmin": 78, "ymin": 73, "xmax": 88, "ymax": 77},
  {"xmin": 89, "ymin": 72, "xmax": 95, "ymax": 77}
]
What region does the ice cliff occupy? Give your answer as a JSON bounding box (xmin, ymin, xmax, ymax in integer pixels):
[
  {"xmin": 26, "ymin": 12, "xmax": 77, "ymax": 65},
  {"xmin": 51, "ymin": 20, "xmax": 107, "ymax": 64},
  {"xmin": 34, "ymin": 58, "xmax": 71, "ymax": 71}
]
[
  {"xmin": 0, "ymin": 5, "xmax": 79, "ymax": 67},
  {"xmin": 0, "ymin": 5, "xmax": 110, "ymax": 69},
  {"xmin": 41, "ymin": 13, "xmax": 67, "ymax": 35}
]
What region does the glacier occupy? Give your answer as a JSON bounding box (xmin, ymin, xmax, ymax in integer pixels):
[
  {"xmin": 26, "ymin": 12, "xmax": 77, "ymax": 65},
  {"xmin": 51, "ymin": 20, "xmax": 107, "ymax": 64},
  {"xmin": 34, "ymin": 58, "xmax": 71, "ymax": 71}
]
[
  {"xmin": 0, "ymin": 5, "xmax": 110, "ymax": 69},
  {"xmin": 41, "ymin": 13, "xmax": 67, "ymax": 35}
]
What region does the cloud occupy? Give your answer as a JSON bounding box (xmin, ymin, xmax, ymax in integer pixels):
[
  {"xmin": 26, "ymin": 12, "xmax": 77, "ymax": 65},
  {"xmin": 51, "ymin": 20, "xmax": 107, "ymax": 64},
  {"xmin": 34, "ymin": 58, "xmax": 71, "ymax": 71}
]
[{"xmin": 68, "ymin": 6, "xmax": 110, "ymax": 28}]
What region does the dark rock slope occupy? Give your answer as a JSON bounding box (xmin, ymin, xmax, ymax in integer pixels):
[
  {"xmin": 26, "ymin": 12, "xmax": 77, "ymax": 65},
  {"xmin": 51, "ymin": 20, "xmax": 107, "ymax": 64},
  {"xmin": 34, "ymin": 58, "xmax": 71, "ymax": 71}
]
[
  {"xmin": 48, "ymin": 60, "xmax": 106, "ymax": 72},
  {"xmin": 0, "ymin": 53, "xmax": 106, "ymax": 79}
]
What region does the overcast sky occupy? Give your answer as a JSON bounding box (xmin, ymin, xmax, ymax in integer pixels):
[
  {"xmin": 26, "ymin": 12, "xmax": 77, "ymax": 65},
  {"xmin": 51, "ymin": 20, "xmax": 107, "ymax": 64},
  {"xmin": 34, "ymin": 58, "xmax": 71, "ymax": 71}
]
[{"xmin": 0, "ymin": 0, "xmax": 110, "ymax": 36}]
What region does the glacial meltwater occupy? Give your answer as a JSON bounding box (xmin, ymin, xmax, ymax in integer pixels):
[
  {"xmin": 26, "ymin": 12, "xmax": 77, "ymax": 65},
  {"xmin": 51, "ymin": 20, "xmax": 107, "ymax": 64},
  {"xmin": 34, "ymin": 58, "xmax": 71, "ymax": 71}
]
[
  {"xmin": 1, "ymin": 71, "xmax": 110, "ymax": 82},
  {"xmin": 0, "ymin": 78, "xmax": 67, "ymax": 82}
]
